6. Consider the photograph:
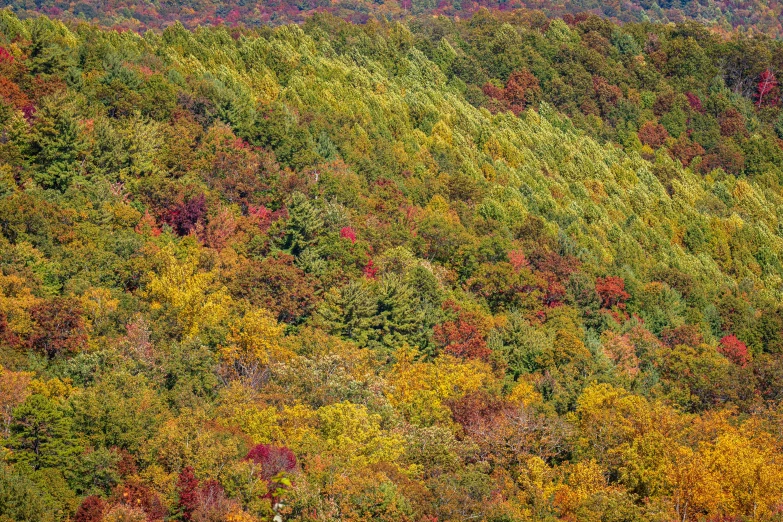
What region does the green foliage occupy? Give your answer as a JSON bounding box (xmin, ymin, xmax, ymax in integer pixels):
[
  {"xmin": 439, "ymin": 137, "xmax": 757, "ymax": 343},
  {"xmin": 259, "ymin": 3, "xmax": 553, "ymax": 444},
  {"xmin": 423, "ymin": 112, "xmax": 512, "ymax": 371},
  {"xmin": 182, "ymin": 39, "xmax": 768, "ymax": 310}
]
[
  {"xmin": 0, "ymin": 9, "xmax": 783, "ymax": 522},
  {"xmin": 5, "ymin": 395, "xmax": 80, "ymax": 474}
]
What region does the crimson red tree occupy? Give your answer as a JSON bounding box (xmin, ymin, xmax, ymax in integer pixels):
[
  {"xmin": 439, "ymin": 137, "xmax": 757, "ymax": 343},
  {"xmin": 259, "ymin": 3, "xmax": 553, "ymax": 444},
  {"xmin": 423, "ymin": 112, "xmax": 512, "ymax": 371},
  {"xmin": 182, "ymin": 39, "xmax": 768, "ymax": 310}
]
[
  {"xmin": 245, "ymin": 444, "xmax": 297, "ymax": 480},
  {"xmin": 176, "ymin": 466, "xmax": 199, "ymax": 521},
  {"xmin": 718, "ymin": 335, "xmax": 750, "ymax": 367},
  {"xmin": 433, "ymin": 311, "xmax": 491, "ymax": 361},
  {"xmin": 755, "ymin": 69, "xmax": 780, "ymax": 108},
  {"xmin": 638, "ymin": 121, "xmax": 670, "ymax": 149}
]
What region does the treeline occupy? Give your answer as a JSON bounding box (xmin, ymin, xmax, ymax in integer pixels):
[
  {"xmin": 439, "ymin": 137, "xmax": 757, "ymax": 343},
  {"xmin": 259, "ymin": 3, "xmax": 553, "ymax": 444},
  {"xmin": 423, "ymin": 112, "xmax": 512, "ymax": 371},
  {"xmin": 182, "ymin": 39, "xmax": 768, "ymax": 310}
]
[
  {"xmin": 0, "ymin": 0, "xmax": 782, "ymax": 37},
  {"xmin": 2, "ymin": 7, "xmax": 783, "ymax": 522}
]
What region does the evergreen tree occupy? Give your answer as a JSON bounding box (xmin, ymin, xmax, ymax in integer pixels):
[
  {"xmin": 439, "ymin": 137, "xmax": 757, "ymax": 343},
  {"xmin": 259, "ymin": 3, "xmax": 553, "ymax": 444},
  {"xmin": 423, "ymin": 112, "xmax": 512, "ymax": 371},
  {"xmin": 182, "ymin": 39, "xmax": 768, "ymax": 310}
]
[
  {"xmin": 317, "ymin": 281, "xmax": 377, "ymax": 347},
  {"xmin": 6, "ymin": 395, "xmax": 79, "ymax": 473},
  {"xmin": 26, "ymin": 97, "xmax": 84, "ymax": 192},
  {"xmin": 279, "ymin": 192, "xmax": 323, "ymax": 256},
  {"xmin": 371, "ymin": 274, "xmax": 425, "ymax": 352}
]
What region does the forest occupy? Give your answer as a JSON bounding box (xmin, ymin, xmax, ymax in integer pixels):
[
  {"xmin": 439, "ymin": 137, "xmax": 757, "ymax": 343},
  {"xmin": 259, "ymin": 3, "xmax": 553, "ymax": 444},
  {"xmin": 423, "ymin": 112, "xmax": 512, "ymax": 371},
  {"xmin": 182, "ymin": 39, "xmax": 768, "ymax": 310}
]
[
  {"xmin": 2, "ymin": 3, "xmax": 783, "ymax": 521},
  {"xmin": 1, "ymin": 0, "xmax": 783, "ymax": 36}
]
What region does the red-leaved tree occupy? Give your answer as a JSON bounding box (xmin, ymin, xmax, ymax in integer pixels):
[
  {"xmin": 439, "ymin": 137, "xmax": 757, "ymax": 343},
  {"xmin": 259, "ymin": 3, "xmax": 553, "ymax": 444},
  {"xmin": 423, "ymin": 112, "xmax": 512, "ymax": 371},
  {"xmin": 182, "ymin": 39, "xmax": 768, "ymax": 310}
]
[
  {"xmin": 595, "ymin": 276, "xmax": 630, "ymax": 310},
  {"xmin": 718, "ymin": 335, "xmax": 750, "ymax": 367},
  {"xmin": 245, "ymin": 444, "xmax": 297, "ymax": 482},
  {"xmin": 29, "ymin": 297, "xmax": 88, "ymax": 358},
  {"xmin": 176, "ymin": 466, "xmax": 200, "ymax": 521},
  {"xmin": 433, "ymin": 310, "xmax": 491, "ymax": 361},
  {"xmin": 74, "ymin": 496, "xmax": 106, "ymax": 522},
  {"xmin": 756, "ymin": 69, "xmax": 780, "ymax": 108}
]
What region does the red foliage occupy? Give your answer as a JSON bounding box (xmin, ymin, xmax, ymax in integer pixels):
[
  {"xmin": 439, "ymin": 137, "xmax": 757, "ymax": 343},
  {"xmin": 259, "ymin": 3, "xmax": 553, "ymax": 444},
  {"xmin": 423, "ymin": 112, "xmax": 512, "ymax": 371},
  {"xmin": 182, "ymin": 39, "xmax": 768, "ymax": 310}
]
[
  {"xmin": 114, "ymin": 481, "xmax": 166, "ymax": 521},
  {"xmin": 134, "ymin": 211, "xmax": 161, "ymax": 237},
  {"xmin": 483, "ymin": 69, "xmax": 541, "ymax": 115},
  {"xmin": 593, "ymin": 76, "xmax": 622, "ymax": 115},
  {"xmin": 114, "ymin": 448, "xmax": 138, "ymax": 477},
  {"xmin": 504, "ymin": 69, "xmax": 541, "ymax": 114},
  {"xmin": 166, "ymin": 193, "xmax": 207, "ymax": 236},
  {"xmin": 363, "ymin": 258, "xmax": 378, "ymax": 279},
  {"xmin": 245, "ymin": 444, "xmax": 297, "ymax": 481},
  {"xmin": 0, "ymin": 77, "xmax": 30, "ymax": 110},
  {"xmin": 661, "ymin": 324, "xmax": 703, "ymax": 348},
  {"xmin": 669, "ymin": 134, "xmax": 705, "ymax": 167},
  {"xmin": 29, "ymin": 297, "xmax": 87, "ymax": 358},
  {"xmin": 229, "ymin": 254, "xmax": 319, "ymax": 323},
  {"xmin": 0, "ymin": 46, "xmax": 13, "ymax": 63},
  {"xmin": 447, "ymin": 390, "xmax": 511, "ymax": 430},
  {"xmin": 176, "ymin": 467, "xmax": 199, "ymax": 521},
  {"xmin": 340, "ymin": 226, "xmax": 357, "ymax": 243},
  {"xmin": 434, "ymin": 311, "xmax": 491, "ymax": 361},
  {"xmin": 197, "ymin": 479, "xmax": 228, "ymax": 515},
  {"xmin": 248, "ymin": 204, "xmax": 286, "ymax": 233},
  {"xmin": 528, "ymin": 249, "xmax": 579, "ymax": 280},
  {"xmin": 685, "ymin": 92, "xmax": 704, "ymax": 113},
  {"xmin": 638, "ymin": 121, "xmax": 670, "ymax": 149},
  {"xmin": 755, "ymin": 69, "xmax": 780, "ymax": 108},
  {"xmin": 507, "ymin": 249, "xmax": 529, "ymax": 272},
  {"xmin": 74, "ymin": 496, "xmax": 106, "ymax": 522},
  {"xmin": 700, "ymin": 141, "xmax": 745, "ymax": 175},
  {"xmin": 544, "ymin": 280, "xmax": 566, "ymax": 308},
  {"xmin": 718, "ymin": 335, "xmax": 750, "ymax": 367},
  {"xmin": 719, "ymin": 108, "xmax": 747, "ymax": 137},
  {"xmin": 595, "ymin": 276, "xmax": 630, "ymax": 310}
]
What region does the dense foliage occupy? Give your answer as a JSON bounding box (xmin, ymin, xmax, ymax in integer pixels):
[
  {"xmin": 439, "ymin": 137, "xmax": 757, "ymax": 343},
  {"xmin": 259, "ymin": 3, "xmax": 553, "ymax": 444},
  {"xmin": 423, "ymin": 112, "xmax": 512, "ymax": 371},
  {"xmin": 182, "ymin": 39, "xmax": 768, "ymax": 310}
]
[
  {"xmin": 1, "ymin": 0, "xmax": 783, "ymax": 36},
  {"xmin": 2, "ymin": 6, "xmax": 783, "ymax": 521}
]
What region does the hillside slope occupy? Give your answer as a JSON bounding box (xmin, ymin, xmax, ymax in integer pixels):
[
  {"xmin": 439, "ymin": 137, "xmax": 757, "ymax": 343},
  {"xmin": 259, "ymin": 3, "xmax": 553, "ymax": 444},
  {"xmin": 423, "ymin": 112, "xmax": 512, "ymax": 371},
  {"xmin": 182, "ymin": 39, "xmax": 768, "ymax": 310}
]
[{"xmin": 2, "ymin": 10, "xmax": 783, "ymax": 522}]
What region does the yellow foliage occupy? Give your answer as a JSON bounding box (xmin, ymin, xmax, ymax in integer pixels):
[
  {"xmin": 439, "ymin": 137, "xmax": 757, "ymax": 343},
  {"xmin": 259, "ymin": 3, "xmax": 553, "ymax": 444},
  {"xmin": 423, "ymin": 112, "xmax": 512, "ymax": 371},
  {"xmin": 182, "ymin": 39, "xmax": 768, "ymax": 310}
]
[
  {"xmin": 220, "ymin": 309, "xmax": 292, "ymax": 378},
  {"xmin": 316, "ymin": 401, "xmax": 404, "ymax": 468},
  {"xmin": 553, "ymin": 460, "xmax": 611, "ymax": 520},
  {"xmin": 278, "ymin": 403, "xmax": 320, "ymax": 454},
  {"xmin": 147, "ymin": 248, "xmax": 231, "ymax": 338},
  {"xmin": 517, "ymin": 456, "xmax": 560, "ymax": 506},
  {"xmin": 225, "ymin": 511, "xmax": 259, "ymax": 522},
  {"xmin": 28, "ymin": 377, "xmax": 74, "ymax": 400},
  {"xmin": 81, "ymin": 287, "xmax": 119, "ymax": 332},
  {"xmin": 575, "ymin": 383, "xmax": 658, "ymax": 462},
  {"xmin": 507, "ymin": 379, "xmax": 542, "ymax": 407},
  {"xmin": 702, "ymin": 431, "xmax": 783, "ymax": 518},
  {"xmin": 668, "ymin": 444, "xmax": 724, "ymax": 521},
  {"xmin": 0, "ymin": 365, "xmax": 33, "ymax": 434},
  {"xmin": 386, "ymin": 348, "xmax": 494, "ymax": 425},
  {"xmin": 0, "ymin": 273, "xmax": 40, "ymax": 338},
  {"xmin": 151, "ymin": 409, "xmax": 244, "ymax": 479}
]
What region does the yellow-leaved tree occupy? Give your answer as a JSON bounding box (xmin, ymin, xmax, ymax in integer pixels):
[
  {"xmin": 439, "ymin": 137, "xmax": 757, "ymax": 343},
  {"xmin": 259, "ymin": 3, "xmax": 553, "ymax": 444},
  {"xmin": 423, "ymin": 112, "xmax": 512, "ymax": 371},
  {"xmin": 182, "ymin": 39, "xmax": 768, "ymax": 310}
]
[
  {"xmin": 220, "ymin": 308, "xmax": 292, "ymax": 383},
  {"xmin": 147, "ymin": 246, "xmax": 231, "ymax": 339}
]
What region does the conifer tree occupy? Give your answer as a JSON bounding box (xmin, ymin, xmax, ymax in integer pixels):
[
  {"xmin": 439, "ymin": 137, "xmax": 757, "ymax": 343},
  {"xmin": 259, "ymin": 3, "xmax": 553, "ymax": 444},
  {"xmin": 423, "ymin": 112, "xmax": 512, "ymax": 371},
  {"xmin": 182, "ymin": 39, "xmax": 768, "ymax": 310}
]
[
  {"xmin": 317, "ymin": 281, "xmax": 378, "ymax": 347},
  {"xmin": 371, "ymin": 274, "xmax": 425, "ymax": 352},
  {"xmin": 26, "ymin": 97, "xmax": 83, "ymax": 192},
  {"xmin": 279, "ymin": 192, "xmax": 323, "ymax": 256},
  {"xmin": 6, "ymin": 395, "xmax": 79, "ymax": 473}
]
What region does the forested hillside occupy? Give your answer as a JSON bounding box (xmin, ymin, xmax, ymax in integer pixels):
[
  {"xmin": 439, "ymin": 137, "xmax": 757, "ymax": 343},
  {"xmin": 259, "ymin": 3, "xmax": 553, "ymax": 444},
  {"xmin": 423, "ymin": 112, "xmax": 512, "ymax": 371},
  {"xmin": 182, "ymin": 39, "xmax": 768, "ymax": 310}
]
[
  {"xmin": 2, "ymin": 6, "xmax": 783, "ymax": 521},
  {"xmin": 1, "ymin": 0, "xmax": 783, "ymax": 36}
]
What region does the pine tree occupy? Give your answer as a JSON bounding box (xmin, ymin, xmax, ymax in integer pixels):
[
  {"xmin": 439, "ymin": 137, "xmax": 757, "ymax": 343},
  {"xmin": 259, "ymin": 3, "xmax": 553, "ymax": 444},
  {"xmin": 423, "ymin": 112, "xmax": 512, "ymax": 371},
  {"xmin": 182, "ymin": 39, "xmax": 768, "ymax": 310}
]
[
  {"xmin": 317, "ymin": 281, "xmax": 377, "ymax": 347},
  {"xmin": 279, "ymin": 192, "xmax": 323, "ymax": 256},
  {"xmin": 371, "ymin": 274, "xmax": 425, "ymax": 352},
  {"xmin": 6, "ymin": 395, "xmax": 79, "ymax": 473},
  {"xmin": 26, "ymin": 97, "xmax": 84, "ymax": 192}
]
